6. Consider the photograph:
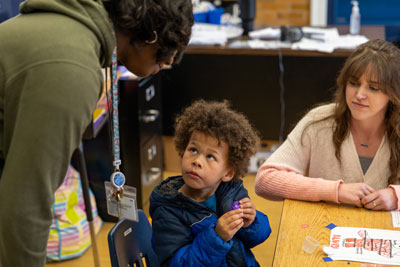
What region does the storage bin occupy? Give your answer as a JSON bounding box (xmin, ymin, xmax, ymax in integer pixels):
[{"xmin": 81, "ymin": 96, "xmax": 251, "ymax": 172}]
[
  {"xmin": 208, "ymin": 8, "xmax": 224, "ymax": 24},
  {"xmin": 194, "ymin": 11, "xmax": 208, "ymax": 23}
]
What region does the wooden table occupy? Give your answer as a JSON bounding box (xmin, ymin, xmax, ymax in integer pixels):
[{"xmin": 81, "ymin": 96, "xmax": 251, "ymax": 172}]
[{"xmin": 273, "ymin": 199, "xmax": 397, "ymax": 266}]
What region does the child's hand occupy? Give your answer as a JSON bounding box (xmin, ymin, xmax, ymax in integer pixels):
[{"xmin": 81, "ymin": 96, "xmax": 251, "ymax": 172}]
[
  {"xmin": 239, "ymin": 197, "xmax": 256, "ymax": 228},
  {"xmin": 215, "ymin": 209, "xmax": 244, "ymax": 242}
]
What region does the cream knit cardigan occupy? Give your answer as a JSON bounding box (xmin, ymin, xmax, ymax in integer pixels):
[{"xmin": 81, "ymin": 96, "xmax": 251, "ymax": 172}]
[{"xmin": 255, "ymin": 104, "xmax": 400, "ymax": 209}]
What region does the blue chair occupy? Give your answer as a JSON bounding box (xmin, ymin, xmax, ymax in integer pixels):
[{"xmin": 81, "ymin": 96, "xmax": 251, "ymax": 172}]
[{"xmin": 108, "ymin": 209, "xmax": 159, "ymax": 267}]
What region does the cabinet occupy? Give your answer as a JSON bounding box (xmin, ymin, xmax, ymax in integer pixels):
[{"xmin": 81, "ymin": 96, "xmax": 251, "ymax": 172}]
[
  {"xmin": 118, "ymin": 74, "xmax": 164, "ymax": 216},
  {"xmin": 161, "ymin": 51, "xmax": 344, "ymax": 139}
]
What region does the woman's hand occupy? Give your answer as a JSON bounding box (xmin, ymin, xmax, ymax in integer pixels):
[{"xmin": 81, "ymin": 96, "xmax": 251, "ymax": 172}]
[
  {"xmin": 362, "ymin": 188, "xmax": 398, "ymax": 211},
  {"xmin": 215, "ymin": 209, "xmax": 244, "ymax": 242},
  {"xmin": 239, "ymin": 197, "xmax": 256, "ymax": 228},
  {"xmin": 338, "ymin": 183, "xmax": 375, "ymax": 207}
]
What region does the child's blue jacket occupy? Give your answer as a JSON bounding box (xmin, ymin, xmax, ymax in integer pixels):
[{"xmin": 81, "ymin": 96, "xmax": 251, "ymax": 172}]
[{"xmin": 149, "ymin": 176, "xmax": 271, "ymax": 266}]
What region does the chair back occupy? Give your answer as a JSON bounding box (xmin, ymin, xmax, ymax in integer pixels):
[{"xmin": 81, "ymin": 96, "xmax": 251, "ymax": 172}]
[{"xmin": 108, "ymin": 209, "xmax": 159, "ymax": 267}]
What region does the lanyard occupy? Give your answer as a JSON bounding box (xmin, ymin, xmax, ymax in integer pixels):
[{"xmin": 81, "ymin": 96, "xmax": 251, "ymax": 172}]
[
  {"xmin": 108, "ymin": 25, "xmax": 125, "ymax": 191},
  {"xmin": 110, "ymin": 47, "xmax": 121, "ymax": 170},
  {"xmin": 104, "ymin": 24, "xmax": 140, "ymax": 223}
]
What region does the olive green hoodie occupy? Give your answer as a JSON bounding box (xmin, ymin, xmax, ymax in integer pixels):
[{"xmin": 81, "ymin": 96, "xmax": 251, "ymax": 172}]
[
  {"xmin": 19, "ymin": 0, "xmax": 114, "ymax": 66},
  {"xmin": 0, "ymin": 0, "xmax": 115, "ymax": 156},
  {"xmin": 0, "ymin": 1, "xmax": 115, "ymax": 266}
]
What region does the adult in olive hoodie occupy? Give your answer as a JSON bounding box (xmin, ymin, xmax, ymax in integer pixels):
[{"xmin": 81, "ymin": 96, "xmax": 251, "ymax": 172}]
[{"xmin": 0, "ymin": 0, "xmax": 193, "ymax": 266}]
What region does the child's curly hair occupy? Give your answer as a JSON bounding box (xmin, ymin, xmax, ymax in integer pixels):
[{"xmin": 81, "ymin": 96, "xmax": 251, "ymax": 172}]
[{"xmin": 174, "ymin": 99, "xmax": 260, "ymax": 182}]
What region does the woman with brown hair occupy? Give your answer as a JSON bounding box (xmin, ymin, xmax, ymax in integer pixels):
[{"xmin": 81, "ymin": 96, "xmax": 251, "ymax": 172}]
[{"xmin": 255, "ymin": 39, "xmax": 400, "ymax": 211}]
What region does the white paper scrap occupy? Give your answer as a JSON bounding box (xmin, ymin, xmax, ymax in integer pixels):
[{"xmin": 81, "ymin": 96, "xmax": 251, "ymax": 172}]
[{"xmin": 391, "ymin": 210, "xmax": 400, "ymax": 228}]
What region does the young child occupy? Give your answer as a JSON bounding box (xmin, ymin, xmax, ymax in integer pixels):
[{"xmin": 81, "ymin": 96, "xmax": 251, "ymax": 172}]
[{"xmin": 150, "ymin": 99, "xmax": 271, "ymax": 266}]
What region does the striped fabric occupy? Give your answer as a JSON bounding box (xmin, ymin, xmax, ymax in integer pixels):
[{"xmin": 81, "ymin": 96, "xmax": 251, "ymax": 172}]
[{"xmin": 46, "ymin": 165, "xmax": 102, "ymax": 262}]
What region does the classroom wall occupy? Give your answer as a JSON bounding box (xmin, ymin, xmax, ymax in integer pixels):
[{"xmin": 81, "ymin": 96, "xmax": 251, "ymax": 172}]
[
  {"xmin": 255, "ymin": 0, "xmax": 311, "ymax": 26},
  {"xmin": 4, "ymin": 0, "xmax": 312, "ymax": 26}
]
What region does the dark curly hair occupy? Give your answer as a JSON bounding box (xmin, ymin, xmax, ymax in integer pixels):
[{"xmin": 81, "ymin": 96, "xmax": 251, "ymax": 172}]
[
  {"xmin": 103, "ymin": 0, "xmax": 193, "ymax": 64},
  {"xmin": 174, "ymin": 99, "xmax": 260, "ymax": 183}
]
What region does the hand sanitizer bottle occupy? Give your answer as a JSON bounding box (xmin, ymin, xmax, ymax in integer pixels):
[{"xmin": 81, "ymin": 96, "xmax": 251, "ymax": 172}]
[{"xmin": 350, "ymin": 0, "xmax": 361, "ymax": 35}]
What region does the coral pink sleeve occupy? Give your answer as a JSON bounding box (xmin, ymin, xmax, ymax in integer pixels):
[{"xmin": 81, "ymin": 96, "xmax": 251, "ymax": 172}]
[
  {"xmin": 389, "ymin": 185, "xmax": 400, "ymax": 210},
  {"xmin": 255, "ymin": 164, "xmax": 343, "ymax": 203}
]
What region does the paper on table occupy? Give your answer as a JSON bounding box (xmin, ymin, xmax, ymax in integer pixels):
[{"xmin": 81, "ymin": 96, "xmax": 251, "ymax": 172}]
[
  {"xmin": 228, "ymin": 39, "xmax": 292, "ymax": 49},
  {"xmin": 324, "ymin": 227, "xmax": 400, "ymax": 265},
  {"xmin": 248, "ymin": 26, "xmax": 369, "ymax": 53},
  {"xmin": 248, "ymin": 27, "xmax": 281, "ymax": 40},
  {"xmin": 391, "ymin": 211, "xmax": 400, "ymax": 227},
  {"xmin": 189, "ymin": 23, "xmax": 243, "ymax": 46},
  {"xmin": 291, "ymin": 27, "xmax": 369, "ymax": 53}
]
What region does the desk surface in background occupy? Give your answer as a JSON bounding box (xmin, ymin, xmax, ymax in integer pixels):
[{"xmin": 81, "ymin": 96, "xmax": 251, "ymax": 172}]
[
  {"xmin": 273, "ymin": 199, "xmax": 396, "ymax": 266},
  {"xmin": 185, "ymin": 26, "xmax": 385, "ymax": 57}
]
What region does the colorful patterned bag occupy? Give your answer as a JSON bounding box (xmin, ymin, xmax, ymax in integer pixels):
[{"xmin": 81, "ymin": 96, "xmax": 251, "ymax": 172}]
[{"xmin": 46, "ymin": 165, "xmax": 102, "ymax": 261}]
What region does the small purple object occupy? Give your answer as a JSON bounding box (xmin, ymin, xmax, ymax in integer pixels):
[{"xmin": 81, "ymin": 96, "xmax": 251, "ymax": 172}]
[{"xmin": 230, "ymin": 201, "xmax": 240, "ymax": 210}]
